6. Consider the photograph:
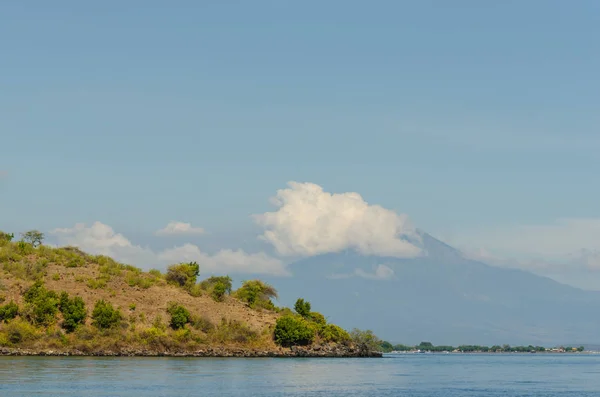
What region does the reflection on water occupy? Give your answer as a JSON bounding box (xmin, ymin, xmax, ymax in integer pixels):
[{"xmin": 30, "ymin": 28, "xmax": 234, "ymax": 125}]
[{"xmin": 1, "ymin": 354, "xmax": 600, "ymax": 396}]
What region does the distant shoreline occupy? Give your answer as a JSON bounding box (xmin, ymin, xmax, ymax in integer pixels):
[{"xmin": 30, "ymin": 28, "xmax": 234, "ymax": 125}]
[{"xmin": 385, "ymin": 351, "xmax": 598, "ymax": 355}]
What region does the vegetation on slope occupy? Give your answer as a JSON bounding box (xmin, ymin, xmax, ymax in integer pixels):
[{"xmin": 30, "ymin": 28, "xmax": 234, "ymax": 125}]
[{"xmin": 0, "ymin": 230, "xmax": 376, "ymax": 354}]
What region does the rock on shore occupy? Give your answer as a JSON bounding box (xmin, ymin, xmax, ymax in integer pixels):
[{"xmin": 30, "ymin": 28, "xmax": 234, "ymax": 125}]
[{"xmin": 0, "ymin": 345, "xmax": 382, "ymax": 358}]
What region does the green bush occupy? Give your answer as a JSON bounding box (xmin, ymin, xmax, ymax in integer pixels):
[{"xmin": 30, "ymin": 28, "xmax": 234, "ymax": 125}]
[
  {"xmin": 166, "ymin": 302, "xmax": 190, "ymax": 330},
  {"xmin": 274, "ymin": 315, "xmax": 316, "ymax": 346},
  {"xmin": 166, "ymin": 262, "xmax": 200, "ymax": 289},
  {"xmin": 200, "ymin": 276, "xmax": 232, "ymax": 293},
  {"xmin": 349, "ymin": 329, "xmax": 381, "ymax": 355},
  {"xmin": 0, "ymin": 301, "xmax": 19, "ymax": 322},
  {"xmin": 4, "ymin": 319, "xmax": 39, "ymax": 344},
  {"xmin": 308, "ymin": 311, "xmax": 327, "ymax": 326},
  {"xmin": 211, "ymin": 282, "xmax": 227, "ymax": 302},
  {"xmin": 23, "ymin": 281, "xmax": 59, "ymax": 326},
  {"xmin": 320, "ymin": 324, "xmax": 350, "ymax": 343},
  {"xmin": 294, "ymin": 298, "xmax": 311, "ymax": 317},
  {"xmin": 91, "ymin": 299, "xmax": 122, "ymax": 329},
  {"xmin": 59, "ymin": 292, "xmax": 87, "ymax": 332},
  {"xmin": 0, "ymin": 231, "xmax": 14, "ymax": 243},
  {"xmin": 235, "ymin": 280, "xmax": 278, "ymax": 309}
]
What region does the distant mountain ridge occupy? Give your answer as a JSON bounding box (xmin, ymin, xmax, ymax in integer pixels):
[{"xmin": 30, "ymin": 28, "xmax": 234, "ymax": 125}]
[{"xmin": 264, "ymin": 232, "xmax": 600, "ymax": 346}]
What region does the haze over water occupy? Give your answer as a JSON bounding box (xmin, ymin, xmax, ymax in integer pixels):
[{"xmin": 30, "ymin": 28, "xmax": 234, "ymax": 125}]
[{"xmin": 2, "ymin": 355, "xmax": 600, "ymax": 396}]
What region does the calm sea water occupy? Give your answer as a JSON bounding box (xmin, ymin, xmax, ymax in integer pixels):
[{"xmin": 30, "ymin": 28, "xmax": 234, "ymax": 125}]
[{"xmin": 1, "ymin": 354, "xmax": 600, "ymax": 396}]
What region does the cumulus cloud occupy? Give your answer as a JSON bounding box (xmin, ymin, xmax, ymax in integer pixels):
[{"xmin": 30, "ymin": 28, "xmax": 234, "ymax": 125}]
[
  {"xmin": 51, "ymin": 222, "xmax": 155, "ymax": 266},
  {"xmin": 254, "ymin": 182, "xmax": 421, "ymax": 258},
  {"xmin": 159, "ymin": 244, "xmax": 289, "ymax": 276},
  {"xmin": 155, "ymin": 221, "xmax": 206, "ymax": 236},
  {"xmin": 51, "ymin": 222, "xmax": 288, "ymax": 276}
]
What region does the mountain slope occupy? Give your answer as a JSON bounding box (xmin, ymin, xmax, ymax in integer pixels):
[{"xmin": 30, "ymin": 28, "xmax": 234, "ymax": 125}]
[{"xmin": 266, "ymin": 233, "xmax": 600, "ymax": 346}]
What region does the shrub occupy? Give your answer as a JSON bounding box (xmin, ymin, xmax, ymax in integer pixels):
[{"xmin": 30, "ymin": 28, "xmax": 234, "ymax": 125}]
[
  {"xmin": 21, "ymin": 230, "xmax": 44, "ymax": 248},
  {"xmin": 59, "ymin": 292, "xmax": 87, "ymax": 332},
  {"xmin": 23, "ymin": 281, "xmax": 59, "ymax": 326},
  {"xmin": 173, "ymin": 328, "xmax": 192, "ymax": 342},
  {"xmin": 0, "ymin": 301, "xmax": 19, "ymax": 322},
  {"xmin": 350, "ymin": 329, "xmax": 381, "ymax": 355},
  {"xmin": 126, "ymin": 273, "xmax": 154, "ymax": 289},
  {"xmin": 211, "ymin": 282, "xmax": 227, "ymax": 302},
  {"xmin": 294, "ymin": 298, "xmax": 311, "ymax": 317},
  {"xmin": 129, "ymin": 303, "xmax": 136, "ymax": 311},
  {"xmin": 52, "ymin": 273, "xmax": 61, "ymax": 281},
  {"xmin": 308, "ymin": 311, "xmax": 327, "ymax": 326},
  {"xmin": 149, "ymin": 269, "xmax": 163, "ymax": 278},
  {"xmin": 86, "ymin": 277, "xmax": 108, "ymax": 290},
  {"xmin": 167, "ymin": 302, "xmax": 190, "ymax": 330},
  {"xmin": 91, "ymin": 300, "xmax": 122, "ymax": 329},
  {"xmin": 212, "ymin": 319, "xmax": 257, "ymax": 344},
  {"xmin": 274, "ymin": 315, "xmax": 316, "ymax": 346},
  {"xmin": 200, "ymin": 276, "xmax": 232, "ymax": 294},
  {"xmin": 166, "ymin": 262, "xmax": 199, "ymax": 289},
  {"xmin": 189, "ymin": 314, "xmax": 215, "ymax": 333},
  {"xmin": 235, "ymin": 280, "xmax": 278, "ymax": 309},
  {"xmin": 152, "ymin": 314, "xmax": 166, "ymax": 331},
  {"xmin": 320, "ymin": 324, "xmax": 350, "ymax": 343},
  {"xmin": 0, "ymin": 231, "xmax": 14, "ymax": 242},
  {"xmin": 4, "ymin": 319, "xmax": 39, "ymax": 344}
]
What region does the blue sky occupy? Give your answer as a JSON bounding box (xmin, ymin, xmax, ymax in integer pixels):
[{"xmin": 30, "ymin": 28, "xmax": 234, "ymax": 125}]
[{"xmin": 1, "ymin": 1, "xmax": 600, "ymax": 288}]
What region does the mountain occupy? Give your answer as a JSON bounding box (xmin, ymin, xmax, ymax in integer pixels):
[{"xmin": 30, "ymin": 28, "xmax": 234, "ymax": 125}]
[{"xmin": 265, "ymin": 232, "xmax": 600, "ymax": 346}]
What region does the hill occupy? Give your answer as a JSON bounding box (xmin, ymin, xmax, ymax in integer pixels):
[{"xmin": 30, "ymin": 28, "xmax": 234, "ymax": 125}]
[
  {"xmin": 262, "ymin": 231, "xmax": 600, "ymax": 346},
  {"xmin": 0, "ymin": 232, "xmax": 378, "ymax": 357}
]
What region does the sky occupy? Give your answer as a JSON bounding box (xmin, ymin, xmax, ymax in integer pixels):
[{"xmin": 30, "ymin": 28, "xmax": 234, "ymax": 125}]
[{"xmin": 1, "ymin": 1, "xmax": 600, "ymax": 289}]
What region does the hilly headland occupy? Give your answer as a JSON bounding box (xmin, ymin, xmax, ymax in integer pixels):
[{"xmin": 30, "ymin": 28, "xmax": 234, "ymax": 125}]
[{"xmin": 0, "ymin": 231, "xmax": 381, "ymax": 357}]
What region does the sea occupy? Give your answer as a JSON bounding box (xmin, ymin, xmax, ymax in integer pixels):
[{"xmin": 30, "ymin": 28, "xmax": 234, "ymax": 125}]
[{"xmin": 1, "ymin": 353, "xmax": 599, "ymax": 396}]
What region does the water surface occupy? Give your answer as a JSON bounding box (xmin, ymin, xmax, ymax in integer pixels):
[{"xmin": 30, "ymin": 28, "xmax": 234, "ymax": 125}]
[{"xmin": 1, "ymin": 354, "xmax": 599, "ymax": 396}]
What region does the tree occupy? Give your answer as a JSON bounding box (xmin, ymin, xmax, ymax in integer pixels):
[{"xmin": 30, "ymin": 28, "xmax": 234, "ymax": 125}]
[
  {"xmin": 294, "ymin": 298, "xmax": 311, "ymax": 317},
  {"xmin": 0, "ymin": 231, "xmax": 14, "ymax": 242},
  {"xmin": 0, "ymin": 301, "xmax": 19, "ymax": 322},
  {"xmin": 23, "ymin": 281, "xmax": 59, "ymax": 326},
  {"xmin": 167, "ymin": 302, "xmax": 190, "ymax": 330},
  {"xmin": 166, "ymin": 262, "xmax": 200, "ymax": 289},
  {"xmin": 235, "ymin": 280, "xmax": 278, "ymax": 309},
  {"xmin": 274, "ymin": 315, "xmax": 316, "ymax": 346},
  {"xmin": 91, "ymin": 299, "xmax": 122, "ymax": 329},
  {"xmin": 59, "ymin": 292, "xmax": 87, "ymax": 332},
  {"xmin": 21, "ymin": 230, "xmax": 44, "ymax": 247},
  {"xmin": 380, "ymin": 340, "xmax": 394, "ymax": 352},
  {"xmin": 350, "ymin": 329, "xmax": 381, "ymax": 356}
]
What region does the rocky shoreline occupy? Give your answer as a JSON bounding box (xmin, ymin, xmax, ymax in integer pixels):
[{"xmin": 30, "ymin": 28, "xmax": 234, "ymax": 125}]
[{"xmin": 0, "ymin": 345, "xmax": 382, "ymax": 358}]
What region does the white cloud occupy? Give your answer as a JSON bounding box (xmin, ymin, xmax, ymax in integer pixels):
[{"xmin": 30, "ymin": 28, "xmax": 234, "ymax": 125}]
[
  {"xmin": 355, "ymin": 264, "xmax": 395, "ymax": 280},
  {"xmin": 155, "ymin": 221, "xmax": 205, "ymax": 236},
  {"xmin": 51, "ymin": 222, "xmax": 155, "ymax": 266},
  {"xmin": 254, "ymin": 181, "xmax": 421, "ymax": 258},
  {"xmin": 51, "ymin": 222, "xmax": 287, "ymax": 276},
  {"xmin": 158, "ymin": 244, "xmax": 289, "ymax": 276}
]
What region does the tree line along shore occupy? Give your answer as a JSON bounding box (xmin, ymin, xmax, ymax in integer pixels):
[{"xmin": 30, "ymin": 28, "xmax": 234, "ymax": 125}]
[
  {"xmin": 379, "ymin": 341, "xmax": 586, "ymax": 353},
  {"xmin": 0, "ymin": 230, "xmax": 381, "ymax": 357}
]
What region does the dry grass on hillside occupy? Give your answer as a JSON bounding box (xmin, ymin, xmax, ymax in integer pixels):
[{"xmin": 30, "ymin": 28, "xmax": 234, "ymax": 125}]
[{"xmin": 0, "ymin": 240, "xmax": 284, "ymax": 351}]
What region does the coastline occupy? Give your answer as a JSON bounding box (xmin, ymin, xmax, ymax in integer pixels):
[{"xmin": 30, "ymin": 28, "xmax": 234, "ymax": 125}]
[{"xmin": 0, "ymin": 345, "xmax": 383, "ymax": 358}]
